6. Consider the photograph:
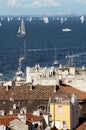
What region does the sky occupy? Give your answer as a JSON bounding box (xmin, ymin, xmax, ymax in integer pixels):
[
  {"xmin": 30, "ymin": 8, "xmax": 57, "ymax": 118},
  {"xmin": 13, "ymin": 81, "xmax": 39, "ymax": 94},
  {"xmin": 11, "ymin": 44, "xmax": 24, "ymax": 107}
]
[{"xmin": 0, "ymin": 0, "xmax": 86, "ymax": 15}]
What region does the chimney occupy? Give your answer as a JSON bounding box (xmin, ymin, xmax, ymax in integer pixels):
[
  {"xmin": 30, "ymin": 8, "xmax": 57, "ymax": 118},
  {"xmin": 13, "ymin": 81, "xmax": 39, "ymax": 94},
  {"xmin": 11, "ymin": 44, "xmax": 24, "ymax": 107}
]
[
  {"xmin": 10, "ymin": 97, "xmax": 14, "ymax": 101},
  {"xmin": 59, "ymin": 75, "xmax": 62, "ymax": 85},
  {"xmin": 54, "ymin": 85, "xmax": 56, "ymax": 92},
  {"xmin": 54, "ymin": 84, "xmax": 59, "ymax": 92},
  {"xmin": 17, "ymin": 101, "xmax": 20, "ymax": 107},
  {"xmin": 30, "ymin": 84, "xmax": 33, "ymax": 90},
  {"xmin": 0, "ymin": 110, "xmax": 4, "ymax": 116},
  {"xmin": 9, "ymin": 110, "xmax": 13, "ymax": 115},
  {"xmin": 13, "ymin": 104, "xmax": 16, "ymax": 110},
  {"xmin": 6, "ymin": 85, "xmax": 9, "ymax": 91}
]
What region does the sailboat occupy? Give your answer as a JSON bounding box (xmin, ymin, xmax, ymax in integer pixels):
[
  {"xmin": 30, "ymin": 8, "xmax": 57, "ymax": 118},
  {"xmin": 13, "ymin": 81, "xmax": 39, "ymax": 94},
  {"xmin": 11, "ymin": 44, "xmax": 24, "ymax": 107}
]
[
  {"xmin": 0, "ymin": 22, "xmax": 2, "ymax": 26},
  {"xmin": 17, "ymin": 19, "xmax": 26, "ymax": 37},
  {"xmin": 43, "ymin": 16, "xmax": 49, "ymax": 24},
  {"xmin": 7, "ymin": 17, "xmax": 10, "ymax": 22},
  {"xmin": 80, "ymin": 15, "xmax": 84, "ymax": 23},
  {"xmin": 29, "ymin": 17, "xmax": 32, "ymax": 22}
]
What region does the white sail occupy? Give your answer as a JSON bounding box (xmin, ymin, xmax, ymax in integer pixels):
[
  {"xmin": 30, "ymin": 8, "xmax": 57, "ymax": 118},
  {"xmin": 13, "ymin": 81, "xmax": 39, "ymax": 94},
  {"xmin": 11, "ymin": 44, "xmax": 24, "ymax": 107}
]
[
  {"xmin": 7, "ymin": 17, "xmax": 10, "ymax": 22},
  {"xmin": 0, "ymin": 22, "xmax": 2, "ymax": 26},
  {"xmin": 21, "ymin": 19, "xmax": 26, "ymax": 35},
  {"xmin": 17, "ymin": 19, "xmax": 26, "ymax": 37},
  {"xmin": 43, "ymin": 16, "xmax": 49, "ymax": 24},
  {"xmin": 29, "ymin": 17, "xmax": 32, "ymax": 22},
  {"xmin": 60, "ymin": 17, "xmax": 64, "ymax": 23},
  {"xmin": 80, "ymin": 16, "xmax": 84, "ymax": 23},
  {"xmin": 17, "ymin": 26, "xmax": 21, "ymax": 33}
]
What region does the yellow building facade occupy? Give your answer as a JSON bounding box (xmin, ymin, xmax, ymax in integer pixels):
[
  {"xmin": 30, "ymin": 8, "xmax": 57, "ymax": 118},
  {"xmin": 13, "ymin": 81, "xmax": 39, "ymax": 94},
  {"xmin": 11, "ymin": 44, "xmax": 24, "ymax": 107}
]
[
  {"xmin": 50, "ymin": 94, "xmax": 79, "ymax": 130},
  {"xmin": 50, "ymin": 103, "xmax": 71, "ymax": 129}
]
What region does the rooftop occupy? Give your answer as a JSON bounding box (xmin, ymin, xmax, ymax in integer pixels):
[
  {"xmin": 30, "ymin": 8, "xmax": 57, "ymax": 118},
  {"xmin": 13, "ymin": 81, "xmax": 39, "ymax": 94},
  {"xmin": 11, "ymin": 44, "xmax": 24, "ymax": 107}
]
[
  {"xmin": 0, "ymin": 114, "xmax": 43, "ymax": 126},
  {"xmin": 60, "ymin": 85, "xmax": 86, "ymax": 101},
  {"xmin": 0, "ymin": 84, "xmax": 86, "ymax": 101},
  {"xmin": 0, "ymin": 84, "xmax": 85, "ymax": 114},
  {"xmin": 0, "ymin": 84, "xmax": 67, "ymax": 100},
  {"xmin": 76, "ymin": 121, "xmax": 86, "ymax": 130}
]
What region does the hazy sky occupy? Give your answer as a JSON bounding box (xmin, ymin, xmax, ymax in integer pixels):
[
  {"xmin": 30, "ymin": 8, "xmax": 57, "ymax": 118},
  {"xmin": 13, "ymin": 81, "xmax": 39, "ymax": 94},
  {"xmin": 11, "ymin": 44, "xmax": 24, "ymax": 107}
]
[{"xmin": 0, "ymin": 0, "xmax": 86, "ymax": 15}]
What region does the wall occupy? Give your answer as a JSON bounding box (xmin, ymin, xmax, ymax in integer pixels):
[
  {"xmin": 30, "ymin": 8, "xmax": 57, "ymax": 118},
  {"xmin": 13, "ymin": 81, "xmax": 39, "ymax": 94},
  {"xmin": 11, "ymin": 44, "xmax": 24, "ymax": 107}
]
[{"xmin": 50, "ymin": 103, "xmax": 71, "ymax": 129}]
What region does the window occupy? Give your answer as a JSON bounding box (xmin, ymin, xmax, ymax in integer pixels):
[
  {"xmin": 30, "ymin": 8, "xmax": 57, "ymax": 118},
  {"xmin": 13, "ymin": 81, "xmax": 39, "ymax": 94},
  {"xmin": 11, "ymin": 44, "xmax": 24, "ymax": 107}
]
[
  {"xmin": 34, "ymin": 123, "xmax": 38, "ymax": 128},
  {"xmin": 58, "ymin": 106, "xmax": 62, "ymax": 114},
  {"xmin": 68, "ymin": 80, "xmax": 72, "ymax": 83}
]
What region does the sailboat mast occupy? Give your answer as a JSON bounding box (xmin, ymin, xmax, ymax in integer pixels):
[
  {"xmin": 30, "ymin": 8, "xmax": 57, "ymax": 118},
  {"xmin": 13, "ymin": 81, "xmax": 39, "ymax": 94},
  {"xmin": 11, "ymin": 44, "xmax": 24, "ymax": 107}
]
[
  {"xmin": 54, "ymin": 47, "xmax": 57, "ymax": 61},
  {"xmin": 23, "ymin": 40, "xmax": 27, "ymax": 59}
]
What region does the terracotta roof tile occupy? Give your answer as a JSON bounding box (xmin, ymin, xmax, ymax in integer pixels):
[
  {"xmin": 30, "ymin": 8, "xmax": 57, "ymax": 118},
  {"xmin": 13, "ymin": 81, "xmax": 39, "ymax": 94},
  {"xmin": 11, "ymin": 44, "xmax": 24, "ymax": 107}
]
[
  {"xmin": 0, "ymin": 84, "xmax": 66, "ymax": 100},
  {"xmin": 0, "ymin": 114, "xmax": 43, "ymax": 126},
  {"xmin": 0, "ymin": 84, "xmax": 85, "ymax": 101},
  {"xmin": 26, "ymin": 113, "xmax": 43, "ymax": 121},
  {"xmin": 0, "ymin": 114, "xmax": 18, "ymax": 126},
  {"xmin": 76, "ymin": 121, "xmax": 86, "ymax": 130},
  {"xmin": 60, "ymin": 85, "xmax": 86, "ymax": 100}
]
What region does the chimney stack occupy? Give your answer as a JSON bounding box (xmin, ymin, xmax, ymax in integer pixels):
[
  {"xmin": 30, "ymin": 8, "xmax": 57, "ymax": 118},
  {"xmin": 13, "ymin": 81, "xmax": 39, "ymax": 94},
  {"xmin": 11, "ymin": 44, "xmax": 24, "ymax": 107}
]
[
  {"xmin": 54, "ymin": 84, "xmax": 59, "ymax": 92},
  {"xmin": 30, "ymin": 84, "xmax": 33, "ymax": 90}
]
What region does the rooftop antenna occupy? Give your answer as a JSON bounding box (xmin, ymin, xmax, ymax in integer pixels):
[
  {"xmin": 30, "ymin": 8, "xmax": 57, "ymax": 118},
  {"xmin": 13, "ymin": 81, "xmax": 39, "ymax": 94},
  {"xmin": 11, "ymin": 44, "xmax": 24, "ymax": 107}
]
[
  {"xmin": 65, "ymin": 55, "xmax": 74, "ymax": 66},
  {"xmin": 66, "ymin": 52, "xmax": 86, "ymax": 67}
]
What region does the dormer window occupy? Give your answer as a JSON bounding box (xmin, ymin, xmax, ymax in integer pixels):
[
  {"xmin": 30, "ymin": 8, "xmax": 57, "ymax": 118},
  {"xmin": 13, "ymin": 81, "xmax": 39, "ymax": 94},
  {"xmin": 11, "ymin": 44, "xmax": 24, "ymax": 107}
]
[{"xmin": 38, "ymin": 105, "xmax": 47, "ymax": 114}]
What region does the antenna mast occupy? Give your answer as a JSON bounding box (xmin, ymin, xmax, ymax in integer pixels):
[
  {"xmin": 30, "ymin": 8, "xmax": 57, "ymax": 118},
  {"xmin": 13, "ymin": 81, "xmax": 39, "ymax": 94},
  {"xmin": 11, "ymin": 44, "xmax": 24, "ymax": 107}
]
[{"xmin": 65, "ymin": 55, "xmax": 74, "ymax": 66}]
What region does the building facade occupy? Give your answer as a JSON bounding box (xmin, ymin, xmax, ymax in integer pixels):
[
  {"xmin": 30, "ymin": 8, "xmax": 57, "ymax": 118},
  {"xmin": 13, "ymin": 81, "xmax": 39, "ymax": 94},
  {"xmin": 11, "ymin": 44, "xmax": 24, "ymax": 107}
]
[{"xmin": 50, "ymin": 94, "xmax": 79, "ymax": 130}]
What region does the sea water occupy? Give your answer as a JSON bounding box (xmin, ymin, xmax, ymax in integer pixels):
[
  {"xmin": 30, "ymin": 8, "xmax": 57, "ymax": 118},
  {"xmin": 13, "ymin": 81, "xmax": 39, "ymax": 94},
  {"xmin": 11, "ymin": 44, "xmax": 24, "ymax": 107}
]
[{"xmin": 0, "ymin": 16, "xmax": 86, "ymax": 80}]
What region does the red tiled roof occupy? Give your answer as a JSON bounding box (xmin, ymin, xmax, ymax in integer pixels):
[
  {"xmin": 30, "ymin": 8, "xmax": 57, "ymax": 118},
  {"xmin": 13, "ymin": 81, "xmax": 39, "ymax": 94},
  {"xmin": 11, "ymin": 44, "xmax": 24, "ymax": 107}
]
[
  {"xmin": 26, "ymin": 113, "xmax": 43, "ymax": 121},
  {"xmin": 76, "ymin": 121, "xmax": 86, "ymax": 130},
  {"xmin": 0, "ymin": 114, "xmax": 43, "ymax": 126},
  {"xmin": 0, "ymin": 114, "xmax": 18, "ymax": 126},
  {"xmin": 60, "ymin": 85, "xmax": 86, "ymax": 100}
]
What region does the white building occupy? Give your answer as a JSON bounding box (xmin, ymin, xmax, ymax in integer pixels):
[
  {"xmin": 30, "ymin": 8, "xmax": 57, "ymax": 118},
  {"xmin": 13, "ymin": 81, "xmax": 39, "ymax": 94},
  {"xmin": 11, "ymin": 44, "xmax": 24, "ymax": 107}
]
[
  {"xmin": 26, "ymin": 65, "xmax": 59, "ymax": 86},
  {"xmin": 59, "ymin": 66, "xmax": 86, "ymax": 92},
  {"xmin": 26, "ymin": 65, "xmax": 86, "ymax": 92}
]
